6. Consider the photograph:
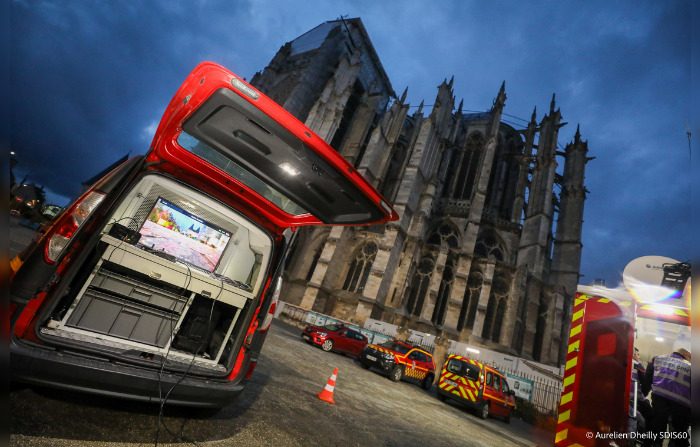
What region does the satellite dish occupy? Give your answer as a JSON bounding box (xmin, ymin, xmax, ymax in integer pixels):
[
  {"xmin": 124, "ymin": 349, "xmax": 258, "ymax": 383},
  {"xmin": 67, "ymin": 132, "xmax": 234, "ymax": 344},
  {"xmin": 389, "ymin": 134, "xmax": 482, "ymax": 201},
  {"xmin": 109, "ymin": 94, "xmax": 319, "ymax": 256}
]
[
  {"xmin": 623, "ymin": 256, "xmax": 690, "ymax": 303},
  {"xmin": 623, "ymin": 256, "xmax": 680, "ymax": 287}
]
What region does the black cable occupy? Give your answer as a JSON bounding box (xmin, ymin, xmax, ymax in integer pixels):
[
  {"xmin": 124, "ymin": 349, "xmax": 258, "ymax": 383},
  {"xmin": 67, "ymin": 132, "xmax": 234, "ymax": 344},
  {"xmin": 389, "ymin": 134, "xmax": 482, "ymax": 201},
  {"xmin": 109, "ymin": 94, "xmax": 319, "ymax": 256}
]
[
  {"xmin": 155, "ymin": 262, "xmax": 194, "ymax": 446},
  {"xmin": 99, "ymin": 210, "xmax": 220, "ymax": 446},
  {"xmin": 154, "ymin": 275, "xmax": 224, "ymax": 447}
]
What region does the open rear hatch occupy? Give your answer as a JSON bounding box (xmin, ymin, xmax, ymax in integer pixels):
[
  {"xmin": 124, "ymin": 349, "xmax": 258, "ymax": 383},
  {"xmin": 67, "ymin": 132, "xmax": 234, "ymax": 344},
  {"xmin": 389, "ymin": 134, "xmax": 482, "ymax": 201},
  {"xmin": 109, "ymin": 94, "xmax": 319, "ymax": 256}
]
[
  {"xmin": 148, "ymin": 62, "xmax": 398, "ymax": 228},
  {"xmin": 23, "ymin": 62, "xmax": 397, "ymax": 382}
]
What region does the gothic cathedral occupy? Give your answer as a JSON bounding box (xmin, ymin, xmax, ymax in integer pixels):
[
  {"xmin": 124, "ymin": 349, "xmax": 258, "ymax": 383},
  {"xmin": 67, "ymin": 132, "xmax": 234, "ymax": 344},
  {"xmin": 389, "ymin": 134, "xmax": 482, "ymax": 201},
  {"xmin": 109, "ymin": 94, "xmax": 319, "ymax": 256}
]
[{"xmin": 251, "ymin": 18, "xmax": 589, "ymax": 366}]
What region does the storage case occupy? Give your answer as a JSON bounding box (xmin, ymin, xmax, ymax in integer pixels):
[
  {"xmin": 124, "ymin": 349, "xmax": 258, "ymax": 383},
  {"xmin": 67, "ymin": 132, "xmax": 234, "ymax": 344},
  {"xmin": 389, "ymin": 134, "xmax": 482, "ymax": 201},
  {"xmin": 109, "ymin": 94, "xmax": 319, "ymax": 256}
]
[{"xmin": 66, "ymin": 288, "xmax": 178, "ymax": 348}]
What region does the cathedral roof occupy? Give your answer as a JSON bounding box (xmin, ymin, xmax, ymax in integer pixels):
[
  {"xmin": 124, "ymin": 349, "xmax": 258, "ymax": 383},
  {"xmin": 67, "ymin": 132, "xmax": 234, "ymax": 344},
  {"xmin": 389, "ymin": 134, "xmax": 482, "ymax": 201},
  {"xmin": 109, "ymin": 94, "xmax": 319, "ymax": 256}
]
[
  {"xmin": 461, "ymin": 111, "xmax": 491, "ymax": 121},
  {"xmin": 288, "ymin": 18, "xmax": 395, "ymax": 98}
]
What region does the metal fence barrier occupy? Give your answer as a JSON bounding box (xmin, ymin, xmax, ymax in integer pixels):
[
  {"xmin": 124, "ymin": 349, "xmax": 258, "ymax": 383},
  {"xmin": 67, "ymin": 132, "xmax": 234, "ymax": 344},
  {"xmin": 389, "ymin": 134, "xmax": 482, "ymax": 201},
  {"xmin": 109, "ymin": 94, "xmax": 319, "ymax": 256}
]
[{"xmin": 277, "ymin": 301, "xmax": 562, "ymax": 415}]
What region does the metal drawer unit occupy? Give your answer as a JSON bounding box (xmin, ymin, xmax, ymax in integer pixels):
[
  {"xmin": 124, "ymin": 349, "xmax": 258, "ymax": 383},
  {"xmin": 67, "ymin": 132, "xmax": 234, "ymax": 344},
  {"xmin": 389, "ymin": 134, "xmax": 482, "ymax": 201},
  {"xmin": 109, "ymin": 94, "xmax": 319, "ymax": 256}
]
[
  {"xmin": 66, "ymin": 288, "xmax": 179, "ymax": 348},
  {"xmin": 90, "ymin": 268, "xmax": 188, "ymax": 314}
]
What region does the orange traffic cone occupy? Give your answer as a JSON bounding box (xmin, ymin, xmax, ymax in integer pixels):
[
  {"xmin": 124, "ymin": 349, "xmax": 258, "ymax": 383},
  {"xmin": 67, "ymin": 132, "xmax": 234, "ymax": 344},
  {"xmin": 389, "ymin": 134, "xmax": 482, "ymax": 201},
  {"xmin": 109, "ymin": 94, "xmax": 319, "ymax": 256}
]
[{"xmin": 317, "ymin": 367, "xmax": 338, "ymax": 404}]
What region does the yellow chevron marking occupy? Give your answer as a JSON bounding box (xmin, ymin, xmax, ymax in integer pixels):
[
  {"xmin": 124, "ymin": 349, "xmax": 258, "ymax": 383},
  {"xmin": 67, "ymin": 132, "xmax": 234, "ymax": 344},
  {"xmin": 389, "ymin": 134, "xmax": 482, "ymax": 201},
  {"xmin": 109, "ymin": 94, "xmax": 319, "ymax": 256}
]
[
  {"xmin": 555, "ymin": 429, "xmax": 568, "ymax": 443},
  {"xmin": 597, "ymin": 298, "xmax": 610, "ymax": 303},
  {"xmin": 558, "ymin": 409, "xmax": 571, "ymax": 424},
  {"xmin": 570, "ymin": 324, "xmax": 582, "ymax": 337},
  {"xmin": 567, "ymin": 340, "xmax": 580, "ymax": 354},
  {"xmin": 574, "ymin": 297, "xmax": 586, "ymax": 306},
  {"xmin": 563, "ymin": 374, "xmax": 575, "ymax": 388},
  {"xmin": 565, "ymin": 357, "xmax": 578, "ymax": 371},
  {"xmin": 560, "ymin": 392, "xmax": 573, "ymax": 405},
  {"xmin": 451, "ymin": 389, "xmax": 460, "ymax": 397},
  {"xmin": 466, "ymin": 389, "xmax": 475, "ymax": 401},
  {"xmin": 459, "ymin": 386, "xmax": 467, "ymax": 400},
  {"xmin": 572, "ymin": 308, "xmax": 584, "ymax": 321},
  {"xmin": 676, "ymin": 309, "xmax": 688, "ymax": 317}
]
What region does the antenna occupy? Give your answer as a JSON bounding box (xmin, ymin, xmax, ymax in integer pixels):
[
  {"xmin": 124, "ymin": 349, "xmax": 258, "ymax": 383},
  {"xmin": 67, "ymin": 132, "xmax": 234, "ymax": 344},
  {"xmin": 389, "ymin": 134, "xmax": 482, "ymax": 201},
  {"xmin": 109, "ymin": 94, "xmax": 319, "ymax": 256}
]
[{"xmin": 685, "ymin": 122, "xmax": 691, "ymax": 161}]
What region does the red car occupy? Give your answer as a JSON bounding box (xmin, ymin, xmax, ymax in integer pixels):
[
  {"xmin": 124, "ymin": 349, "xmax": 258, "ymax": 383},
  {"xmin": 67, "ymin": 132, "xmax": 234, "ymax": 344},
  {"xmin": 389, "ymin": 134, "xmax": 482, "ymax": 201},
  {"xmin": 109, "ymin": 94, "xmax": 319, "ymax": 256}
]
[
  {"xmin": 9, "ymin": 62, "xmax": 397, "ymax": 408},
  {"xmin": 302, "ymin": 324, "xmax": 368, "ymax": 357}
]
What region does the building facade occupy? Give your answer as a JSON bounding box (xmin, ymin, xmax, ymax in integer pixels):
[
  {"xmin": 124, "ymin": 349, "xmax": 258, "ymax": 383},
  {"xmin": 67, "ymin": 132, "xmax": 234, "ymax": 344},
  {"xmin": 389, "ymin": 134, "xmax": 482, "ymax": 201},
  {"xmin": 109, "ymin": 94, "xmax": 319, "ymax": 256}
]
[{"xmin": 251, "ymin": 18, "xmax": 590, "ymax": 365}]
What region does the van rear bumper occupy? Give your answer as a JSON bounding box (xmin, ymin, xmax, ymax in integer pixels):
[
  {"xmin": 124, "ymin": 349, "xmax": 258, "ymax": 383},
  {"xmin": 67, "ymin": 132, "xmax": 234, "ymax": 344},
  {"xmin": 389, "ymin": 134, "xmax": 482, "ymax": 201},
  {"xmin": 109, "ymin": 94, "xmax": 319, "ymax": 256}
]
[
  {"xmin": 437, "ymin": 386, "xmax": 482, "ymax": 408},
  {"xmin": 11, "ymin": 338, "xmax": 244, "ymax": 408}
]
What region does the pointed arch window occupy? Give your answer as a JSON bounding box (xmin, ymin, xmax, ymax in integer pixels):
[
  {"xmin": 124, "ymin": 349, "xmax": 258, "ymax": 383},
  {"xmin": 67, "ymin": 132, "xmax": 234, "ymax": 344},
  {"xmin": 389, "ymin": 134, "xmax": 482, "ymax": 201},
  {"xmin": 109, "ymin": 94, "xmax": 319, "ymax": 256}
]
[
  {"xmin": 433, "ymin": 253, "xmax": 457, "ymax": 326},
  {"xmin": 342, "ymin": 242, "xmax": 378, "ymax": 293},
  {"xmin": 481, "ymin": 274, "xmax": 510, "ymax": 342},
  {"xmin": 406, "ymin": 255, "xmax": 435, "ymax": 316},
  {"xmin": 474, "ymin": 231, "xmax": 506, "ymax": 262},
  {"xmin": 427, "ymin": 223, "xmax": 460, "ymax": 248},
  {"xmin": 454, "ymin": 132, "xmax": 484, "ymax": 200},
  {"xmin": 458, "ymin": 270, "xmax": 483, "ymax": 330}
]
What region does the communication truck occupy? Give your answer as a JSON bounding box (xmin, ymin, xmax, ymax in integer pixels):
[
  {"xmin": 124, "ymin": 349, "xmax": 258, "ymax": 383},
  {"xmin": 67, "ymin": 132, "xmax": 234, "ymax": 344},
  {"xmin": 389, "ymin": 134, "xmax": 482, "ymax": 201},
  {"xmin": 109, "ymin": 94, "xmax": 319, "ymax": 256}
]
[{"xmin": 10, "ymin": 62, "xmax": 397, "ymax": 407}]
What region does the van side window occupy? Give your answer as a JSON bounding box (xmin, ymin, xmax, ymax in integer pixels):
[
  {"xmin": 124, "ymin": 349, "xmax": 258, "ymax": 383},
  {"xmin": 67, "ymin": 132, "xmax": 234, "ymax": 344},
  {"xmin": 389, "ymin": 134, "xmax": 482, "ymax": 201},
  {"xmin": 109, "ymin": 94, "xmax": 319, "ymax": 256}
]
[
  {"xmin": 502, "ymin": 378, "xmax": 510, "ymax": 393},
  {"xmin": 486, "ymin": 372, "xmax": 493, "ymax": 387},
  {"xmin": 493, "ymin": 374, "xmax": 501, "ymax": 391}
]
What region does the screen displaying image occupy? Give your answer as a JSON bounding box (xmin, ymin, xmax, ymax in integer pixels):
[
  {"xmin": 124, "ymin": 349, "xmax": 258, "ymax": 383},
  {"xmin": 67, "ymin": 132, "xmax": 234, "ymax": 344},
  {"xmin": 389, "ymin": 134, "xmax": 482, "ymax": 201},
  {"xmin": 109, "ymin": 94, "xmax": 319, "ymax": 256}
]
[{"xmin": 138, "ymin": 197, "xmax": 231, "ymax": 272}]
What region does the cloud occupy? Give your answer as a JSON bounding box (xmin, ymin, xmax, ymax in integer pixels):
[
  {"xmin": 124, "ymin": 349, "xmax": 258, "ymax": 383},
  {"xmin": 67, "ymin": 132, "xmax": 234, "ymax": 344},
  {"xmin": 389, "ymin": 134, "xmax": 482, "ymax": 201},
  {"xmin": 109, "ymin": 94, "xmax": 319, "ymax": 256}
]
[
  {"xmin": 141, "ymin": 120, "xmax": 158, "ymax": 143},
  {"xmin": 9, "ymin": 0, "xmax": 692, "ymax": 286}
]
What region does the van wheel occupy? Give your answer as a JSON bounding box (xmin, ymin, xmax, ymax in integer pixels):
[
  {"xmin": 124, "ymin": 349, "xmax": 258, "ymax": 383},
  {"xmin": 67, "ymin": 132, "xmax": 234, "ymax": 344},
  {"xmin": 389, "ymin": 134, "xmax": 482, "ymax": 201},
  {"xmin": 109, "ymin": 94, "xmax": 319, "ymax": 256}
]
[
  {"xmin": 390, "ymin": 365, "xmax": 403, "ymax": 382},
  {"xmin": 321, "ymin": 340, "xmax": 333, "ymax": 352},
  {"xmin": 421, "ymin": 374, "xmax": 434, "ymax": 390},
  {"xmin": 479, "ymin": 402, "xmax": 489, "ymax": 419}
]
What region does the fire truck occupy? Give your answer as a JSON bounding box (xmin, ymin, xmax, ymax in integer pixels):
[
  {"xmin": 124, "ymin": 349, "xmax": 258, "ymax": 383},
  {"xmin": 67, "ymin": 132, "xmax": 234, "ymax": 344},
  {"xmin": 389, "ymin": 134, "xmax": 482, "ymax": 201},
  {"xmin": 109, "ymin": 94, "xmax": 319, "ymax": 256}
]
[{"xmin": 554, "ymin": 259, "xmax": 691, "ymax": 446}]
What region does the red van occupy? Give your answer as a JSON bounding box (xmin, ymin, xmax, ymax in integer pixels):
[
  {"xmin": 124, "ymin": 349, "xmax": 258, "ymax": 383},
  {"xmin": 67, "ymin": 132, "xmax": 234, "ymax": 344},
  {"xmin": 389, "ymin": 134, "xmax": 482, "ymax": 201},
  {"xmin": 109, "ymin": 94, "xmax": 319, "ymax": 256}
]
[
  {"xmin": 437, "ymin": 355, "xmax": 516, "ymax": 422},
  {"xmin": 10, "ymin": 62, "xmax": 397, "ymax": 408}
]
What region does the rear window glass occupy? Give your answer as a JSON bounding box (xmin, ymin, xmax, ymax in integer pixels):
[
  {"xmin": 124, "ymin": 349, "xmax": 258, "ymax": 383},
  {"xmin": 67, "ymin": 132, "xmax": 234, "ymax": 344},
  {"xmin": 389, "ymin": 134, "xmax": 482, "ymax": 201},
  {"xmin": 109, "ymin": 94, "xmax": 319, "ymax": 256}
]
[
  {"xmin": 447, "ymin": 358, "xmax": 480, "ymax": 381},
  {"xmin": 178, "ymin": 131, "xmax": 308, "ymax": 216},
  {"xmin": 323, "ymin": 324, "xmax": 342, "ymax": 332}
]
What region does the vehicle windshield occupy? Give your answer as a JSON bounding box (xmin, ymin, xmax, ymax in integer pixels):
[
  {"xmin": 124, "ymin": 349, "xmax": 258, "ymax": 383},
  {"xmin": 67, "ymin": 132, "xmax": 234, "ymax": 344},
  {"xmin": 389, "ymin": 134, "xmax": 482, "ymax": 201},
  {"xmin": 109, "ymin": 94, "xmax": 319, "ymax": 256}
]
[
  {"xmin": 380, "ymin": 341, "xmax": 410, "ymax": 354},
  {"xmin": 446, "ymin": 358, "xmax": 480, "ymax": 381},
  {"xmin": 177, "ymin": 131, "xmax": 308, "ymax": 216},
  {"xmin": 323, "ymin": 324, "xmax": 342, "ymax": 332}
]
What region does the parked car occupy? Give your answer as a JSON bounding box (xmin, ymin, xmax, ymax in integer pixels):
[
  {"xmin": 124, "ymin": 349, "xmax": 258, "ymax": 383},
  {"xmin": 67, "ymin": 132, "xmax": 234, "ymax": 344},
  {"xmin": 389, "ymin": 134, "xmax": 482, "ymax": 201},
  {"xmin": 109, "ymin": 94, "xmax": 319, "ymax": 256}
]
[
  {"xmin": 360, "ymin": 340, "xmax": 435, "ymax": 388},
  {"xmin": 302, "ymin": 323, "xmax": 368, "ymax": 357},
  {"xmin": 436, "ymin": 354, "xmax": 516, "ymax": 422},
  {"xmin": 10, "ymin": 62, "xmax": 397, "ymax": 408}
]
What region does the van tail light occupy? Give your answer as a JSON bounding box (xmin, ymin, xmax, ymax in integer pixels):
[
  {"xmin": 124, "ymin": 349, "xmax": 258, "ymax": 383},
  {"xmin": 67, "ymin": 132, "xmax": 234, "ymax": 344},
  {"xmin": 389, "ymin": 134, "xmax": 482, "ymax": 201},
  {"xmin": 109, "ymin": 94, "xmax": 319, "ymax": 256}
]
[
  {"xmin": 44, "ymin": 191, "xmax": 106, "ymax": 264},
  {"xmin": 258, "ymin": 277, "xmax": 281, "ymax": 332},
  {"xmin": 245, "ymin": 359, "xmax": 258, "ymax": 379}
]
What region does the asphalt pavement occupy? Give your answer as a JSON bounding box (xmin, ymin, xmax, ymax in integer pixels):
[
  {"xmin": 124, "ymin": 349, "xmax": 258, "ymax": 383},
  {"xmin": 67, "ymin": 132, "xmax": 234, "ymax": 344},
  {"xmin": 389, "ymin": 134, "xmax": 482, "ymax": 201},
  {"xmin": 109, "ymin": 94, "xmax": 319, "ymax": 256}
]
[{"xmin": 10, "ymin": 320, "xmax": 555, "ymax": 447}]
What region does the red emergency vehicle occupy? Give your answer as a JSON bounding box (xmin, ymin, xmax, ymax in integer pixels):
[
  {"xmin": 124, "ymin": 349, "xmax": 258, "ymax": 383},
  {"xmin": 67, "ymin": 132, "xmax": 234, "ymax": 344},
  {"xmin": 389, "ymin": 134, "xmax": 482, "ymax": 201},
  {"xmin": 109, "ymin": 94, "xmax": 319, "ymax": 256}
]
[
  {"xmin": 437, "ymin": 354, "xmax": 516, "ymax": 422},
  {"xmin": 554, "ymin": 288, "xmax": 691, "ymax": 446},
  {"xmin": 9, "ymin": 62, "xmax": 397, "ymax": 407},
  {"xmin": 360, "ymin": 340, "xmax": 436, "ymax": 388}
]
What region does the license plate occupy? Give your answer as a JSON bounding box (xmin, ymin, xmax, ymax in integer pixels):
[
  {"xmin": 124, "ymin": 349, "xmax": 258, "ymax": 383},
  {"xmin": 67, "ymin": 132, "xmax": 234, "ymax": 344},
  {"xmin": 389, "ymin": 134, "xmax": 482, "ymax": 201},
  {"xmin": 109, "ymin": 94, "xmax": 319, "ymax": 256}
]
[
  {"xmin": 366, "ymin": 354, "xmax": 377, "ymax": 361},
  {"xmin": 444, "ymin": 379, "xmax": 458, "ymax": 387},
  {"xmin": 302, "ymin": 335, "xmax": 310, "ymax": 340}
]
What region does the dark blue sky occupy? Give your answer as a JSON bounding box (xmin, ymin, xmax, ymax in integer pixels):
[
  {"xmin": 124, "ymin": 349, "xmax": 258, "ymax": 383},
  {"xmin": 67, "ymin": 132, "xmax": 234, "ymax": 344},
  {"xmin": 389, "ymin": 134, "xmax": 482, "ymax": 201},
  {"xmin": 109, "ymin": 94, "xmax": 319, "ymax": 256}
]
[{"xmin": 9, "ymin": 0, "xmax": 695, "ymax": 286}]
